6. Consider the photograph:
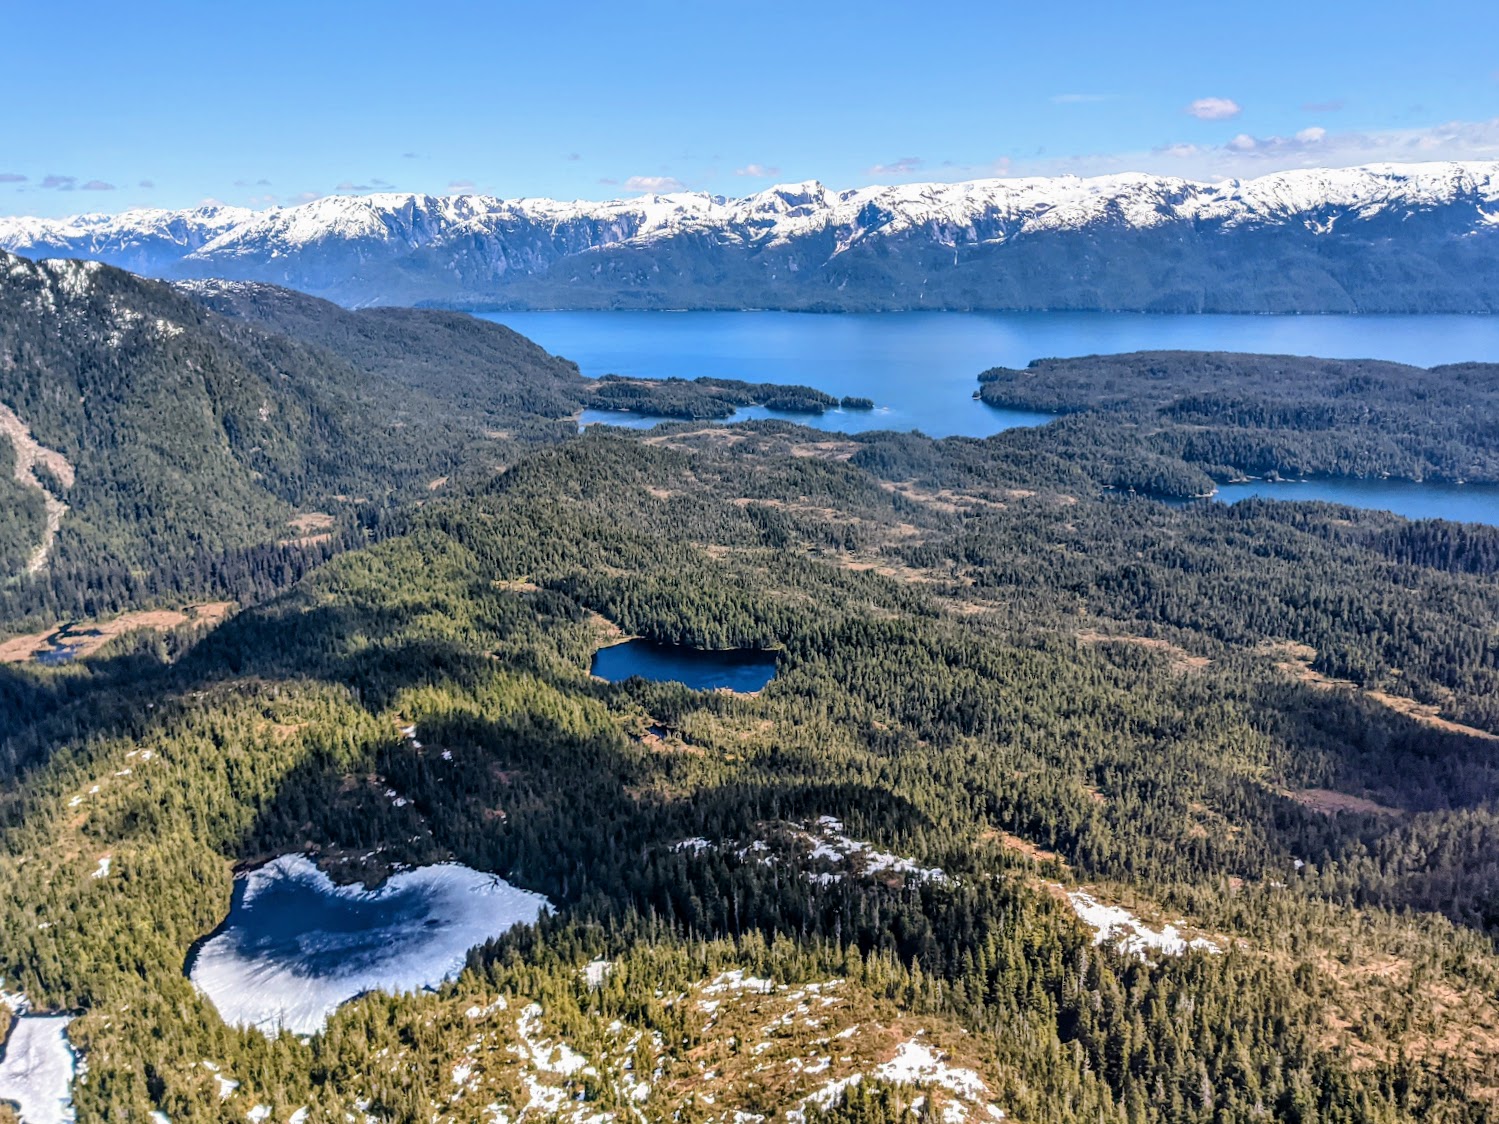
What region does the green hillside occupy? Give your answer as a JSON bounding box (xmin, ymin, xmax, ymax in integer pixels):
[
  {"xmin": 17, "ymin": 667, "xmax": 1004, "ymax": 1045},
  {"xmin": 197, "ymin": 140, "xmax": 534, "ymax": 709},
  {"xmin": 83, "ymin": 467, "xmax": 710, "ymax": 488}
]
[{"xmin": 0, "ymin": 253, "xmax": 586, "ymax": 626}]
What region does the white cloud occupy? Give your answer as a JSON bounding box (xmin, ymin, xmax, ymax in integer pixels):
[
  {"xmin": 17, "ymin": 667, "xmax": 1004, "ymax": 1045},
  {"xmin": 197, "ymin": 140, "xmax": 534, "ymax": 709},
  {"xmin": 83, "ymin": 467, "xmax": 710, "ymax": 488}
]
[
  {"xmin": 624, "ymin": 175, "xmax": 686, "ymax": 192},
  {"xmin": 866, "ymin": 156, "xmax": 924, "ymax": 176},
  {"xmin": 445, "ymin": 179, "xmax": 475, "ymax": 192},
  {"xmin": 1187, "ymin": 97, "xmax": 1242, "ymax": 121},
  {"xmin": 735, "ymin": 163, "xmax": 781, "ymax": 178},
  {"xmin": 80, "ymin": 180, "xmax": 115, "ymax": 191},
  {"xmin": 1006, "ymin": 115, "xmax": 1499, "ymax": 182}
]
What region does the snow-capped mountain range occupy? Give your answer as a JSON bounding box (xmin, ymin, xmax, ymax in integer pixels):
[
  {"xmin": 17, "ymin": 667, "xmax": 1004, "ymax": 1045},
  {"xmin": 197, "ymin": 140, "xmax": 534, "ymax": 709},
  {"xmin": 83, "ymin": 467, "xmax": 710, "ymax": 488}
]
[{"xmin": 4, "ymin": 161, "xmax": 1498, "ymax": 312}]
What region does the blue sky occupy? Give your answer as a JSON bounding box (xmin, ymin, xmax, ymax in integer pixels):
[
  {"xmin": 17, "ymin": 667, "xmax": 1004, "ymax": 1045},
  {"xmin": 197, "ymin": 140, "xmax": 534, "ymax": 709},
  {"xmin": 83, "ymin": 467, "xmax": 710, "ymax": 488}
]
[{"xmin": 3, "ymin": 0, "xmax": 1497, "ymax": 217}]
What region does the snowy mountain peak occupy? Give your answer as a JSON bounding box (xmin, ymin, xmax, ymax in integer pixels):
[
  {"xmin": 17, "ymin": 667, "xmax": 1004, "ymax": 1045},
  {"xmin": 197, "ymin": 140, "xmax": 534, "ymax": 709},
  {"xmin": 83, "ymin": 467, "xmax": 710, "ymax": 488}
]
[{"xmin": 4, "ymin": 160, "xmax": 1498, "ymax": 312}]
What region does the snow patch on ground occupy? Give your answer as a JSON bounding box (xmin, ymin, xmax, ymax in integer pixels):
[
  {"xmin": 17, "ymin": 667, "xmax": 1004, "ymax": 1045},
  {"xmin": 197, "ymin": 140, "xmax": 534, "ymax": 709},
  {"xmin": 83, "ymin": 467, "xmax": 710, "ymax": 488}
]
[
  {"xmin": 673, "ymin": 818, "xmax": 948, "ymax": 887},
  {"xmin": 0, "ymin": 1015, "xmax": 78, "ymax": 1124},
  {"xmin": 514, "ymin": 1004, "xmax": 594, "ymax": 1077},
  {"xmin": 1067, "ymin": 891, "xmax": 1220, "ymax": 960},
  {"xmin": 804, "ymin": 817, "xmax": 949, "ymax": 883},
  {"xmin": 190, "ymin": 854, "xmax": 551, "ymax": 1036},
  {"xmin": 702, "ymin": 970, "xmax": 775, "ymax": 996},
  {"xmin": 787, "ymin": 1036, "xmax": 1004, "ymax": 1124}
]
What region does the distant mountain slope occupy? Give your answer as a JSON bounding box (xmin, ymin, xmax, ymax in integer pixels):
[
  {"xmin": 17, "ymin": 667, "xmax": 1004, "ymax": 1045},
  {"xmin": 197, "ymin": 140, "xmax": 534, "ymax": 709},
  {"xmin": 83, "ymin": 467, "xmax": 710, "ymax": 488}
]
[
  {"xmin": 0, "ymin": 252, "xmax": 584, "ymax": 612},
  {"xmin": 3, "ymin": 161, "xmax": 1499, "ymax": 311}
]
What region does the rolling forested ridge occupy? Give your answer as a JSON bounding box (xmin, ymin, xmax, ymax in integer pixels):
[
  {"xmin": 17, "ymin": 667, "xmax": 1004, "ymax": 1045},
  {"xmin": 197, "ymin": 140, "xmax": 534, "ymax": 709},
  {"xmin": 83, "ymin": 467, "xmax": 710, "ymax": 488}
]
[{"xmin": 5, "ymin": 250, "xmax": 1499, "ymax": 1123}]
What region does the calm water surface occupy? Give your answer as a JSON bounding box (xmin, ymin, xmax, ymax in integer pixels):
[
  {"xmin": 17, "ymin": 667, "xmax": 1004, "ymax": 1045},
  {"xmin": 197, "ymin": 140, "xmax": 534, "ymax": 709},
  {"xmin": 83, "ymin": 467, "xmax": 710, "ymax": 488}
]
[
  {"xmin": 484, "ymin": 310, "xmax": 1499, "ymax": 439},
  {"xmin": 592, "ymin": 639, "xmax": 779, "ymax": 692},
  {"xmin": 1210, "ymin": 479, "xmax": 1499, "ymax": 525},
  {"xmin": 485, "ymin": 311, "xmax": 1499, "ymax": 524}
]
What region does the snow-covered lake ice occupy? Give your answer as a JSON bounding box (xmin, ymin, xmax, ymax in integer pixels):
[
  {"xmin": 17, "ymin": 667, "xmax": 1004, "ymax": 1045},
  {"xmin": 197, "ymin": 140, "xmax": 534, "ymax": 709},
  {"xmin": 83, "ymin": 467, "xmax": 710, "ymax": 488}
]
[
  {"xmin": 0, "ymin": 1015, "xmax": 78, "ymax": 1124},
  {"xmin": 188, "ymin": 855, "xmax": 550, "ymax": 1037}
]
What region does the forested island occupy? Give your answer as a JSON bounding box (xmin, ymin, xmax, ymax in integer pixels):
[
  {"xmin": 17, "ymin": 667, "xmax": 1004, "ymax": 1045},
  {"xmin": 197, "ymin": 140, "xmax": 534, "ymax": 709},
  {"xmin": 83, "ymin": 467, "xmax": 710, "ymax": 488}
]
[
  {"xmin": 979, "ymin": 351, "xmax": 1499, "ymax": 493},
  {"xmin": 4, "ymin": 250, "xmax": 1499, "ymax": 1122},
  {"xmin": 584, "ymin": 375, "xmax": 839, "ymax": 420}
]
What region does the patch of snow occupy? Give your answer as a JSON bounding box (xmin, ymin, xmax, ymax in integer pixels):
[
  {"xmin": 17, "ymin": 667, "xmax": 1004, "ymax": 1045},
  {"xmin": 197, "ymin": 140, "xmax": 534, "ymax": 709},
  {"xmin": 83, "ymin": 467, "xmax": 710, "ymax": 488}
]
[
  {"xmin": 90, "ymin": 856, "xmax": 111, "ymax": 880},
  {"xmin": 246, "ymin": 1107, "xmax": 271, "ymax": 1123},
  {"xmin": 190, "ymin": 855, "xmax": 551, "ymax": 1036},
  {"xmin": 0, "ymin": 1015, "xmax": 77, "ymax": 1124},
  {"xmin": 675, "ymin": 820, "xmax": 947, "ymax": 887},
  {"xmin": 788, "ymin": 1037, "xmax": 1003, "ymax": 1123},
  {"xmin": 701, "ymin": 970, "xmax": 774, "ymax": 995},
  {"xmin": 1, "ymin": 981, "xmax": 27, "ymax": 1014},
  {"xmin": 804, "ymin": 818, "xmax": 949, "ymax": 883},
  {"xmin": 584, "ymin": 959, "xmax": 612, "ymax": 988},
  {"xmin": 38, "ymin": 259, "xmax": 101, "ymax": 300},
  {"xmin": 1067, "ymin": 891, "xmax": 1220, "ymax": 959},
  {"xmin": 514, "ymin": 1004, "xmax": 592, "ymax": 1076}
]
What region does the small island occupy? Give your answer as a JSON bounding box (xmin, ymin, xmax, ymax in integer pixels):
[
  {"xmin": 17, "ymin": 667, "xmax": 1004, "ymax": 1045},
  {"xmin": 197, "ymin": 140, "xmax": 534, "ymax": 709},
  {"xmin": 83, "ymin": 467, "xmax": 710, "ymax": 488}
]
[{"xmin": 582, "ymin": 375, "xmax": 840, "ymax": 421}]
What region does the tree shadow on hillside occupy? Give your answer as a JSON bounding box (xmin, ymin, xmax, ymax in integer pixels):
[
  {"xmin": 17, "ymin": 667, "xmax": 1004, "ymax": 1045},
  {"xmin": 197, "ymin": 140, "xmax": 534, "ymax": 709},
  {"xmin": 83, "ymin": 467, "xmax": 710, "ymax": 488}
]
[{"xmin": 231, "ymin": 685, "xmax": 940, "ymax": 941}]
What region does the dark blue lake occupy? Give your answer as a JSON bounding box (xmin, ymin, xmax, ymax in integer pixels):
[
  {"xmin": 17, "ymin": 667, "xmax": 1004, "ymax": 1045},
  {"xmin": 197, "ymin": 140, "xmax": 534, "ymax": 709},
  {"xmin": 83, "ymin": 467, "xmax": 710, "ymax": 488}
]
[
  {"xmin": 482, "ymin": 310, "xmax": 1499, "ymax": 439},
  {"xmin": 592, "ymin": 639, "xmax": 779, "ymax": 692}
]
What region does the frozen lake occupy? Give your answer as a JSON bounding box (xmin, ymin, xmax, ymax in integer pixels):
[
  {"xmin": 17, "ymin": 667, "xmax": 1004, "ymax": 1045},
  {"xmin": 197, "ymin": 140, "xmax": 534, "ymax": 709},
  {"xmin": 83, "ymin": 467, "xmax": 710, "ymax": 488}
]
[
  {"xmin": 0, "ymin": 1015, "xmax": 77, "ymax": 1124},
  {"xmin": 188, "ymin": 855, "xmax": 550, "ymax": 1037}
]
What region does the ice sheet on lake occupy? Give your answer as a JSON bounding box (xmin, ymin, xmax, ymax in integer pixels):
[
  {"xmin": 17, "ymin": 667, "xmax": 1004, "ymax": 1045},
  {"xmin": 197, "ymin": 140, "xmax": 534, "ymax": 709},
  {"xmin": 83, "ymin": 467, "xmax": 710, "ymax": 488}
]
[
  {"xmin": 189, "ymin": 854, "xmax": 551, "ymax": 1037},
  {"xmin": 0, "ymin": 1015, "xmax": 78, "ymax": 1124}
]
